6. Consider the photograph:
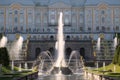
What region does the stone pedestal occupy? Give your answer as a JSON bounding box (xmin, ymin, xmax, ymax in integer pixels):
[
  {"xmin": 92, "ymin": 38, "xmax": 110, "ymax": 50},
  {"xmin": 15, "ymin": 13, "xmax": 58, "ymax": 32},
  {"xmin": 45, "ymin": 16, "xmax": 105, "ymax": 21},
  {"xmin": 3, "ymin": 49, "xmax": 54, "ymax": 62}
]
[{"xmin": 51, "ymin": 67, "xmax": 73, "ymax": 75}]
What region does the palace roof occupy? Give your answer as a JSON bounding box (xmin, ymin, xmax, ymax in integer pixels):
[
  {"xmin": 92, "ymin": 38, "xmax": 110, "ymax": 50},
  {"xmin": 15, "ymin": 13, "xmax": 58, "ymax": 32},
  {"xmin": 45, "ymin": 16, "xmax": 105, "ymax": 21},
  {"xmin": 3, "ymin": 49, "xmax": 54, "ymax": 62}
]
[
  {"xmin": 0, "ymin": 0, "xmax": 120, "ymax": 6},
  {"xmin": 85, "ymin": 0, "xmax": 120, "ymax": 6}
]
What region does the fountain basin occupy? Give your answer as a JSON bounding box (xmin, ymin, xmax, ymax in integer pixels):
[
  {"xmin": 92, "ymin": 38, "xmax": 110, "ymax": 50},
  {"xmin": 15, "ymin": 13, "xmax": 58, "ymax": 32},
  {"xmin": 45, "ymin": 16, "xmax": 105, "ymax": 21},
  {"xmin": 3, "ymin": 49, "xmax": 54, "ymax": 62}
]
[{"xmin": 51, "ymin": 67, "xmax": 73, "ymax": 75}]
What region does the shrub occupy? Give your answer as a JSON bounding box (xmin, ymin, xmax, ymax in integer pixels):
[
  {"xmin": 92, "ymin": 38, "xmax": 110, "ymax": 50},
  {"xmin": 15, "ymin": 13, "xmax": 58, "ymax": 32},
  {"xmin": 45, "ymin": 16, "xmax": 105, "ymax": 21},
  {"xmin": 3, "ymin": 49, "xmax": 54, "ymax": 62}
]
[{"xmin": 0, "ymin": 47, "xmax": 10, "ymax": 67}]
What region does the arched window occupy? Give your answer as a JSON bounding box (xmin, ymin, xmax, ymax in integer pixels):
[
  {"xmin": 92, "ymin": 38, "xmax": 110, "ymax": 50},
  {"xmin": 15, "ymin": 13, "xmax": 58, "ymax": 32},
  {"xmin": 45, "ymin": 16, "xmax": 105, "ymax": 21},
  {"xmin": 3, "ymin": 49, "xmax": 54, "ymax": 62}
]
[
  {"xmin": 66, "ymin": 35, "xmax": 70, "ymax": 40},
  {"xmin": 84, "ymin": 36, "xmax": 88, "ymax": 40},
  {"xmin": 116, "ymin": 26, "xmax": 119, "ymax": 31},
  {"xmin": 80, "ymin": 27, "xmax": 83, "ymax": 31},
  {"xmin": 14, "ymin": 10, "xmax": 18, "ymax": 14},
  {"xmin": 101, "ymin": 10, "xmax": 105, "ymax": 15},
  {"xmin": 107, "ymin": 27, "xmax": 110, "ymax": 31},
  {"xmin": 65, "ymin": 47, "xmax": 72, "ymax": 59},
  {"xmin": 96, "ymin": 26, "xmax": 99, "ymax": 31},
  {"xmin": 35, "ymin": 48, "xmax": 41, "ymax": 58},
  {"xmin": 102, "ymin": 26, "xmax": 105, "ymax": 31},
  {"xmin": 50, "ymin": 35, "xmax": 54, "ymax": 40},
  {"xmin": 15, "ymin": 17, "xmax": 18, "ymax": 23},
  {"xmin": 102, "ymin": 17, "xmax": 105, "ymax": 23},
  {"xmin": 79, "ymin": 48, "xmax": 85, "ymax": 59},
  {"xmin": 88, "ymin": 27, "xmax": 91, "ymax": 31},
  {"xmin": 48, "ymin": 47, "xmax": 54, "ymax": 56},
  {"xmin": 1, "ymin": 27, "xmax": 4, "ymax": 31}
]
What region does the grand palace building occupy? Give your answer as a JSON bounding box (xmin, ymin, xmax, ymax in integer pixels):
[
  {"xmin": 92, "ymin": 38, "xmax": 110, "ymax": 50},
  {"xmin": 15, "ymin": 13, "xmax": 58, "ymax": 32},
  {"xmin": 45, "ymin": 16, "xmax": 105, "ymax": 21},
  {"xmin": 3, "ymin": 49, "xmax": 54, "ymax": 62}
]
[{"xmin": 0, "ymin": 0, "xmax": 120, "ymax": 60}]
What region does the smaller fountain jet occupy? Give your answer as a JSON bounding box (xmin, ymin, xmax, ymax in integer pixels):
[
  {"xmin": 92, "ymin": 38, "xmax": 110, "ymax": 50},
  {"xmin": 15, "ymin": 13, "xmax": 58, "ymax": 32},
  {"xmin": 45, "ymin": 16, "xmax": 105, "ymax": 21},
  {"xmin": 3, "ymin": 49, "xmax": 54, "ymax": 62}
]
[
  {"xmin": 97, "ymin": 37, "xmax": 101, "ymax": 51},
  {"xmin": 114, "ymin": 36, "xmax": 117, "ymax": 48},
  {"xmin": 0, "ymin": 35, "xmax": 8, "ymax": 48},
  {"xmin": 9, "ymin": 35, "xmax": 23, "ymax": 71},
  {"xmin": 9, "ymin": 35, "xmax": 23, "ymax": 60}
]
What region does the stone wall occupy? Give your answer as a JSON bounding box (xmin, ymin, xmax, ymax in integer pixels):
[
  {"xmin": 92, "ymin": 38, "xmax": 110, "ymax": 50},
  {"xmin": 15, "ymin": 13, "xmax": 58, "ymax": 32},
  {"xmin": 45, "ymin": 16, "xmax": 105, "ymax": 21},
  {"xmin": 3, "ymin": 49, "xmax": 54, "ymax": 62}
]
[{"xmin": 27, "ymin": 40, "xmax": 94, "ymax": 61}]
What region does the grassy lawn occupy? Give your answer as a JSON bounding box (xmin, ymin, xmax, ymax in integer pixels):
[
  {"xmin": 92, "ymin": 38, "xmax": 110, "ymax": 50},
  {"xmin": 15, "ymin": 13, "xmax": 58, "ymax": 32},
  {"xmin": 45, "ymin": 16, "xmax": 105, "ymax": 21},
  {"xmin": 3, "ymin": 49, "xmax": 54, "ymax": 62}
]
[
  {"xmin": 0, "ymin": 66, "xmax": 37, "ymax": 80},
  {"xmin": 86, "ymin": 63, "xmax": 120, "ymax": 79}
]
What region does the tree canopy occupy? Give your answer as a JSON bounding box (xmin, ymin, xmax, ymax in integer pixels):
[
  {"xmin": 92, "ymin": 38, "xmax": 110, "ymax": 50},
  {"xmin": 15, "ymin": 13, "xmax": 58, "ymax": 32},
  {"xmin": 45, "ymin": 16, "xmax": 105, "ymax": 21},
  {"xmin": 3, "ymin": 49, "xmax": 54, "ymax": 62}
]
[{"xmin": 0, "ymin": 47, "xmax": 10, "ymax": 67}]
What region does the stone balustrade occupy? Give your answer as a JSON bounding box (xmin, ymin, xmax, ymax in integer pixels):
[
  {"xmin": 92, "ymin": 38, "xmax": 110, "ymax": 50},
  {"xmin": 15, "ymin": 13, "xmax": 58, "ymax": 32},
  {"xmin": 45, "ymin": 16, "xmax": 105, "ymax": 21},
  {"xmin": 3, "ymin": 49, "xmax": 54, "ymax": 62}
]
[{"xmin": 84, "ymin": 71, "xmax": 118, "ymax": 80}]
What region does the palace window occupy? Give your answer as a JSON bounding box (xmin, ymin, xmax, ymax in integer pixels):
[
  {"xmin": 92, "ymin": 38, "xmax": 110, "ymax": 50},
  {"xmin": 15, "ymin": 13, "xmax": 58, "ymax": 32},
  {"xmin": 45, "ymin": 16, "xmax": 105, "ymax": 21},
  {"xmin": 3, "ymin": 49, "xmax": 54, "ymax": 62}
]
[
  {"xmin": 29, "ymin": 28, "xmax": 31, "ymax": 32},
  {"xmin": 96, "ymin": 26, "xmax": 99, "ymax": 31},
  {"xmin": 0, "ymin": 12, "xmax": 4, "ymax": 14},
  {"xmin": 15, "ymin": 17, "xmax": 18, "ymax": 23},
  {"xmin": 107, "ymin": 27, "xmax": 110, "ymax": 31},
  {"xmin": 88, "ymin": 27, "xmax": 91, "ymax": 31},
  {"xmin": 116, "ymin": 26, "xmax": 119, "ymax": 31},
  {"xmin": 20, "ymin": 26, "xmax": 23, "ymax": 31},
  {"xmin": 66, "ymin": 35, "xmax": 70, "ymax": 40},
  {"xmin": 80, "ymin": 14, "xmax": 83, "ymax": 17},
  {"xmin": 102, "ymin": 17, "xmax": 105, "ymax": 23},
  {"xmin": 13, "ymin": 26, "xmax": 18, "ymax": 31},
  {"xmin": 1, "ymin": 26, "xmax": 4, "ymax": 31},
  {"xmin": 101, "ymin": 10, "xmax": 105, "ymax": 15},
  {"xmin": 101, "ymin": 26, "xmax": 105, "ymax": 31},
  {"xmin": 20, "ymin": 16, "xmax": 24, "ymax": 24},
  {"xmin": 49, "ymin": 10, "xmax": 56, "ymax": 25},
  {"xmin": 20, "ymin": 11, "xmax": 23, "ymax": 14},
  {"xmin": 14, "ymin": 10, "xmax": 18, "ymax": 14},
  {"xmin": 80, "ymin": 27, "xmax": 83, "ymax": 31},
  {"xmin": 44, "ymin": 14, "xmax": 48, "ymax": 26},
  {"xmin": 28, "ymin": 15, "xmax": 32, "ymax": 23},
  {"xmin": 64, "ymin": 11, "xmax": 70, "ymax": 25},
  {"xmin": 115, "ymin": 18, "xmax": 119, "ymax": 23},
  {"xmin": 50, "ymin": 35, "xmax": 54, "ymax": 40},
  {"xmin": 37, "ymin": 12, "xmax": 40, "ymax": 15},
  {"xmin": 9, "ymin": 12, "xmax": 12, "ymax": 14},
  {"xmin": 84, "ymin": 36, "xmax": 88, "ymax": 40}
]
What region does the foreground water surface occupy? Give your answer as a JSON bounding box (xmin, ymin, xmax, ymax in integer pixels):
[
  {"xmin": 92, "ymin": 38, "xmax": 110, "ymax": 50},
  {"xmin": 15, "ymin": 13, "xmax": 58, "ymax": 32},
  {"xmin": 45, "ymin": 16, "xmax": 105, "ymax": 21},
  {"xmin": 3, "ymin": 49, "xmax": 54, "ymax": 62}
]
[{"xmin": 36, "ymin": 73, "xmax": 87, "ymax": 80}]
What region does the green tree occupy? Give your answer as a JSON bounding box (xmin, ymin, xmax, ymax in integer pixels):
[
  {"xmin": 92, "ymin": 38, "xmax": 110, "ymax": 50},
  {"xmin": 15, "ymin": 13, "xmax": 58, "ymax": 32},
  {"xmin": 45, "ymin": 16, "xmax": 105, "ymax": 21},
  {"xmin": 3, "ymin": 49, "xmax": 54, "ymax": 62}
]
[
  {"xmin": 118, "ymin": 46, "xmax": 120, "ymax": 65},
  {"xmin": 112, "ymin": 45, "xmax": 120, "ymax": 64},
  {"xmin": 0, "ymin": 47, "xmax": 10, "ymax": 67}
]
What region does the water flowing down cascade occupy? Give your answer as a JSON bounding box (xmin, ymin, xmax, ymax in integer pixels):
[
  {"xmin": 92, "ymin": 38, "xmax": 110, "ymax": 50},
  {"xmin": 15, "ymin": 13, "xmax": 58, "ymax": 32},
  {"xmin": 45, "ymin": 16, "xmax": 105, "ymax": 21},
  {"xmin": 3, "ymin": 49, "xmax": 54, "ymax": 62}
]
[
  {"xmin": 55, "ymin": 12, "xmax": 67, "ymax": 67},
  {"xmin": 0, "ymin": 36, "xmax": 8, "ymax": 48}
]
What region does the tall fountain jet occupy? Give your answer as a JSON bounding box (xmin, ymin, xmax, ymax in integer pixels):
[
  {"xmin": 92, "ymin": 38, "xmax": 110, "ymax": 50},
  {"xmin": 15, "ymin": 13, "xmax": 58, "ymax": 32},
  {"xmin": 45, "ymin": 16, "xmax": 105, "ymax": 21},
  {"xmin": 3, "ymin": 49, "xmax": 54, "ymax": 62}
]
[
  {"xmin": 55, "ymin": 12, "xmax": 66, "ymax": 67},
  {"xmin": 51, "ymin": 12, "xmax": 72, "ymax": 75}
]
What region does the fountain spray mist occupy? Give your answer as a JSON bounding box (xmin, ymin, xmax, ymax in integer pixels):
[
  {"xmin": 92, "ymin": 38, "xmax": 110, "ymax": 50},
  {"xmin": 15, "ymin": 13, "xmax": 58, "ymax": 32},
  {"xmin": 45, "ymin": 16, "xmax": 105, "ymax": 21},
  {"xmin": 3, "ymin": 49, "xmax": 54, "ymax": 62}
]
[
  {"xmin": 9, "ymin": 36, "xmax": 23, "ymax": 60},
  {"xmin": 0, "ymin": 36, "xmax": 8, "ymax": 48},
  {"xmin": 55, "ymin": 12, "xmax": 67, "ymax": 67},
  {"xmin": 97, "ymin": 37, "xmax": 101, "ymax": 51},
  {"xmin": 114, "ymin": 37, "xmax": 117, "ymax": 48},
  {"xmin": 9, "ymin": 36, "xmax": 23, "ymax": 71}
]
